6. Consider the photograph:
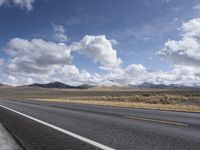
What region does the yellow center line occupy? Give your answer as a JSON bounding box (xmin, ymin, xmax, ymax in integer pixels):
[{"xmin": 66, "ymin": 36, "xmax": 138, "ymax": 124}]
[{"xmin": 124, "ymin": 116, "xmax": 188, "ymax": 127}]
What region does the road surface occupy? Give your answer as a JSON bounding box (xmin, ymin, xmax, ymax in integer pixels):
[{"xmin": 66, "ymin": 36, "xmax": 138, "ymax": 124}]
[{"xmin": 0, "ymin": 99, "xmax": 199, "ymax": 150}]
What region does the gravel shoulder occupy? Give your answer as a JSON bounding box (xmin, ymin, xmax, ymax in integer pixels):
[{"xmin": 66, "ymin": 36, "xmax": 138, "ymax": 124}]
[{"xmin": 0, "ymin": 123, "xmax": 22, "ymax": 150}]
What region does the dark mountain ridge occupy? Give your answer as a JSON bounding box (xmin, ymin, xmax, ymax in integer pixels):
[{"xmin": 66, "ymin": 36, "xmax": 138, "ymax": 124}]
[{"xmin": 28, "ymin": 81, "xmax": 93, "ymax": 89}]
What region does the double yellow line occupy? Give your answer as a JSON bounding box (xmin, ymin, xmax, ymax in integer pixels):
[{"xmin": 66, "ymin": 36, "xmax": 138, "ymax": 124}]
[{"xmin": 124, "ymin": 115, "xmax": 188, "ymax": 127}]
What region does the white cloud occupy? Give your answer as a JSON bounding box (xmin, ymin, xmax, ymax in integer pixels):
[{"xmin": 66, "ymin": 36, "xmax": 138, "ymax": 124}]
[
  {"xmin": 51, "ymin": 65, "xmax": 102, "ymax": 85},
  {"xmin": 155, "ymin": 18, "xmax": 200, "ymax": 86},
  {"xmin": 101, "ymin": 64, "xmax": 149, "ymax": 85},
  {"xmin": 148, "ymin": 65, "xmax": 200, "ymax": 86},
  {"xmin": 52, "ymin": 23, "xmax": 68, "ymax": 42},
  {"xmin": 0, "ymin": 0, "xmax": 34, "ymax": 11},
  {"xmin": 71, "ymin": 35, "xmax": 122, "ymax": 71},
  {"xmin": 157, "ymin": 18, "xmax": 200, "ymax": 67},
  {"xmin": 97, "ymin": 18, "xmax": 200, "ymax": 86},
  {"xmin": 4, "ymin": 38, "xmax": 72, "ymax": 74},
  {"xmin": 2, "ymin": 18, "xmax": 200, "ymax": 86},
  {"xmin": 0, "ymin": 37, "xmax": 103, "ymax": 85},
  {"xmin": 105, "ymin": 64, "xmax": 200, "ymax": 86},
  {"xmin": 125, "ymin": 64, "xmax": 148, "ymax": 77},
  {"xmin": 122, "ymin": 64, "xmax": 149, "ymax": 85}
]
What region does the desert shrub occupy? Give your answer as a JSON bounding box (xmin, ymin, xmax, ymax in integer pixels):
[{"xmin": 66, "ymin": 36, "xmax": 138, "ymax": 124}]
[
  {"xmin": 160, "ymin": 97, "xmax": 170, "ymax": 104},
  {"xmin": 148, "ymin": 99, "xmax": 160, "ymax": 104},
  {"xmin": 142, "ymin": 93, "xmax": 151, "ymax": 97},
  {"xmin": 191, "ymin": 93, "xmax": 200, "ymax": 97}
]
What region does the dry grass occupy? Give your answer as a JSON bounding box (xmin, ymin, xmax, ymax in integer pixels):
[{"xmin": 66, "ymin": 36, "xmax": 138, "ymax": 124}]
[
  {"xmin": 0, "ymin": 87, "xmax": 200, "ymax": 112},
  {"xmin": 35, "ymin": 98, "xmax": 200, "ymax": 112}
]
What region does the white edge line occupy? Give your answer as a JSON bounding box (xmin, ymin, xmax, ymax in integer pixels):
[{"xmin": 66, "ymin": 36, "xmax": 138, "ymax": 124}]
[{"xmin": 0, "ymin": 104, "xmax": 115, "ymax": 150}]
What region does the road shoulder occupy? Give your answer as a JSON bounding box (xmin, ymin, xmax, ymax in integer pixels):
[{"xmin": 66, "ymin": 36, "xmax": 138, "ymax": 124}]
[{"xmin": 0, "ymin": 123, "xmax": 22, "ymax": 150}]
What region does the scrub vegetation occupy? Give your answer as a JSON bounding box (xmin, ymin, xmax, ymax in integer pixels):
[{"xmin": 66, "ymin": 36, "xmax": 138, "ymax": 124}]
[{"xmin": 0, "ymin": 87, "xmax": 200, "ymax": 112}]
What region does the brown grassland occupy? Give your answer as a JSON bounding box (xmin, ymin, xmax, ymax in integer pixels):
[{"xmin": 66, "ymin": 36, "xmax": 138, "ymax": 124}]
[{"xmin": 0, "ymin": 86, "xmax": 200, "ymax": 112}]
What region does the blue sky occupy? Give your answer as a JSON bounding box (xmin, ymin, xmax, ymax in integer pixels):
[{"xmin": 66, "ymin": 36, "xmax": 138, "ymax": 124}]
[{"xmin": 1, "ymin": 0, "xmax": 200, "ymax": 85}]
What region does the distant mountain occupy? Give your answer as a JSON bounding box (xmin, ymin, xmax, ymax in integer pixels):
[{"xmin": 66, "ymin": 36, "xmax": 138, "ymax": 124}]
[
  {"xmin": 28, "ymin": 82, "xmax": 93, "ymax": 89},
  {"xmin": 136, "ymin": 82, "xmax": 200, "ymax": 89},
  {"xmin": 24, "ymin": 81, "xmax": 200, "ymax": 90},
  {"xmin": 78, "ymin": 84, "xmax": 94, "ymax": 89},
  {"xmin": 137, "ymin": 82, "xmax": 169, "ymax": 88},
  {"xmin": 0, "ymin": 83, "xmax": 10, "ymax": 88}
]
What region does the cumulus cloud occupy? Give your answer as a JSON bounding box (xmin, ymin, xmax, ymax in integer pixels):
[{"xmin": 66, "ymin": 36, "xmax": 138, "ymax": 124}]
[
  {"xmin": 71, "ymin": 35, "xmax": 122, "ymax": 71},
  {"xmin": 124, "ymin": 64, "xmax": 149, "ymax": 84},
  {"xmin": 104, "ymin": 64, "xmax": 200, "ymax": 86},
  {"xmin": 155, "ymin": 18, "xmax": 200, "ymax": 86},
  {"xmin": 2, "ymin": 18, "xmax": 200, "ymax": 86},
  {"xmin": 51, "ymin": 65, "xmax": 102, "ymax": 85},
  {"xmin": 149, "ymin": 65, "xmax": 200, "ymax": 86},
  {"xmin": 0, "ymin": 37, "xmax": 103, "ymax": 85},
  {"xmin": 157, "ymin": 18, "xmax": 200, "ymax": 67},
  {"xmin": 0, "ymin": 0, "xmax": 34, "ymax": 11},
  {"xmin": 0, "ymin": 35, "xmax": 146, "ymax": 86},
  {"xmin": 97, "ymin": 18, "xmax": 200, "ymax": 86},
  {"xmin": 100, "ymin": 64, "xmax": 149, "ymax": 85},
  {"xmin": 52, "ymin": 23, "xmax": 68, "ymax": 43},
  {"xmin": 4, "ymin": 38, "xmax": 72, "ymax": 74}
]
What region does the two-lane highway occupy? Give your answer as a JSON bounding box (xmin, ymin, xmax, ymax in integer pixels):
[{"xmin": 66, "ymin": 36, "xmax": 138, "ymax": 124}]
[{"xmin": 0, "ymin": 99, "xmax": 199, "ymax": 150}]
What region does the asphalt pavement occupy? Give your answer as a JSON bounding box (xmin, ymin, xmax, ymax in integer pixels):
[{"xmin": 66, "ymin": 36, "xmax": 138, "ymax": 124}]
[{"xmin": 0, "ymin": 99, "xmax": 199, "ymax": 150}]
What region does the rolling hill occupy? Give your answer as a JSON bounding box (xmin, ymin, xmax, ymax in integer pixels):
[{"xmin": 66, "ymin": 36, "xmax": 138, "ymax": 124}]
[{"xmin": 28, "ymin": 82, "xmax": 93, "ymax": 89}]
